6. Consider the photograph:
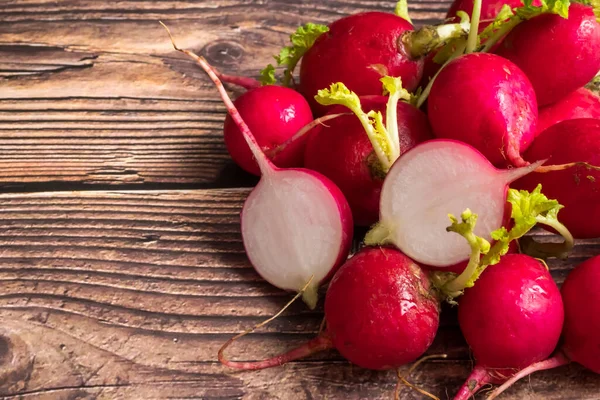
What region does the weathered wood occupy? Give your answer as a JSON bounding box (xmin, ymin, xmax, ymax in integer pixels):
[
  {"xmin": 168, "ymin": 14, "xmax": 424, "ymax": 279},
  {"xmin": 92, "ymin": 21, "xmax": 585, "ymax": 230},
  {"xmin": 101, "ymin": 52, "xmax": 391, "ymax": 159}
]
[
  {"xmin": 0, "ymin": 0, "xmax": 451, "ymax": 189},
  {"xmin": 0, "ymin": 189, "xmax": 596, "ymax": 399}
]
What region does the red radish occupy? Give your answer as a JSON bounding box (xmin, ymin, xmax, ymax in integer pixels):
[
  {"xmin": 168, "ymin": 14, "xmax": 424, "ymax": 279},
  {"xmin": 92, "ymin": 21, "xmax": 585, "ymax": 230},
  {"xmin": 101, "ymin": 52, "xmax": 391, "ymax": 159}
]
[
  {"xmin": 298, "ymin": 12, "xmax": 469, "ymax": 114},
  {"xmin": 514, "ymin": 118, "xmax": 600, "ymax": 238},
  {"xmin": 161, "ymin": 24, "xmax": 353, "ymax": 308},
  {"xmin": 452, "ymin": 254, "xmax": 564, "ymax": 400},
  {"xmin": 496, "ymin": 3, "xmax": 600, "ymax": 106},
  {"xmin": 219, "ymin": 247, "xmax": 441, "ymax": 371},
  {"xmin": 427, "ymin": 52, "xmax": 538, "ymax": 167},
  {"xmin": 537, "ymin": 87, "xmax": 600, "ymax": 133},
  {"xmin": 487, "ymin": 255, "xmax": 600, "ymax": 399},
  {"xmin": 223, "ymin": 85, "xmax": 314, "ymax": 176},
  {"xmin": 365, "ymin": 140, "xmax": 543, "ymax": 267},
  {"xmin": 304, "ymin": 96, "xmax": 432, "ymax": 226}
]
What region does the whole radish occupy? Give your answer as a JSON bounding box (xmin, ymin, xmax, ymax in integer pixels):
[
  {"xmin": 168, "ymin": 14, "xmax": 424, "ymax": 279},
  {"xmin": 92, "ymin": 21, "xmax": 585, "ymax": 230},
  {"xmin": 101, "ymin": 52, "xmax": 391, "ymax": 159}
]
[
  {"xmin": 496, "ymin": 3, "xmax": 600, "ymax": 106},
  {"xmin": 162, "ymin": 26, "xmax": 354, "ymax": 308},
  {"xmin": 223, "ymin": 85, "xmax": 314, "ymax": 176},
  {"xmin": 537, "ymin": 87, "xmax": 600, "ymax": 133},
  {"xmin": 365, "ymin": 140, "xmax": 543, "ymax": 267},
  {"xmin": 514, "ymin": 118, "xmax": 600, "ymax": 238},
  {"xmin": 487, "ymin": 255, "xmax": 600, "ymax": 399},
  {"xmin": 220, "ymin": 247, "xmax": 441, "ymax": 371},
  {"xmin": 427, "ymin": 52, "xmax": 538, "ymax": 167},
  {"xmin": 452, "ymin": 254, "xmax": 564, "ymax": 400},
  {"xmin": 304, "ymin": 96, "xmax": 432, "ymax": 226},
  {"xmin": 297, "ymin": 12, "xmax": 469, "ymax": 114}
]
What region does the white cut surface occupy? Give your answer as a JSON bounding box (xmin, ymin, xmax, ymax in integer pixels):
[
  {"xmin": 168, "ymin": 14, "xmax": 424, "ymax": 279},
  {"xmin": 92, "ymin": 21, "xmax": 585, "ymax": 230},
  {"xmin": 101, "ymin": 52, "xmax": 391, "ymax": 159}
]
[
  {"xmin": 381, "ymin": 141, "xmax": 507, "ymax": 267},
  {"xmin": 241, "ymin": 170, "xmax": 343, "ymax": 291}
]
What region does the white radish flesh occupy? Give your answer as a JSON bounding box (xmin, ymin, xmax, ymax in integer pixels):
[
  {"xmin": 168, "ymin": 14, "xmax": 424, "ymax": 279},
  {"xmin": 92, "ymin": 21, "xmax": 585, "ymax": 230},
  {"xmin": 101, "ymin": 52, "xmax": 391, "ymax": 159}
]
[
  {"xmin": 368, "ymin": 140, "xmax": 542, "ymax": 267},
  {"xmin": 161, "ymin": 25, "xmax": 354, "ymax": 308}
]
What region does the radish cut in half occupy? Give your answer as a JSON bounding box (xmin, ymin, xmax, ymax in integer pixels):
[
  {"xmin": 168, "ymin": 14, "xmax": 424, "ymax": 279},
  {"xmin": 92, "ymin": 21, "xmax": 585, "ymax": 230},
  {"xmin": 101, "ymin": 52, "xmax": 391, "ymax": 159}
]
[
  {"xmin": 160, "ymin": 26, "xmax": 354, "ymax": 309},
  {"xmin": 366, "ymin": 140, "xmax": 542, "ymax": 267}
]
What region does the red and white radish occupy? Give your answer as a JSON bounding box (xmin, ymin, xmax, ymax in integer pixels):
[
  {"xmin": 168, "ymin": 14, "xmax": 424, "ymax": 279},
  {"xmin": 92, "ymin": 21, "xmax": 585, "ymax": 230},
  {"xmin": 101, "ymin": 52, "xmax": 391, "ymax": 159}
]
[
  {"xmin": 487, "ymin": 255, "xmax": 600, "ymax": 399},
  {"xmin": 161, "ymin": 24, "xmax": 353, "ymax": 308},
  {"xmin": 365, "ymin": 140, "xmax": 543, "ymax": 267},
  {"xmin": 537, "ymin": 87, "xmax": 600, "ymax": 133},
  {"xmin": 224, "ymin": 85, "xmax": 314, "ymax": 175},
  {"xmin": 220, "ymin": 246, "xmax": 441, "ymax": 371},
  {"xmin": 427, "ymin": 53, "xmax": 538, "ymax": 167},
  {"xmin": 305, "ymin": 83, "xmax": 432, "ymax": 226},
  {"xmin": 496, "ymin": 3, "xmax": 600, "ymax": 106},
  {"xmin": 452, "ymin": 254, "xmax": 564, "ymax": 400},
  {"xmin": 514, "ymin": 118, "xmax": 600, "ymax": 238}
]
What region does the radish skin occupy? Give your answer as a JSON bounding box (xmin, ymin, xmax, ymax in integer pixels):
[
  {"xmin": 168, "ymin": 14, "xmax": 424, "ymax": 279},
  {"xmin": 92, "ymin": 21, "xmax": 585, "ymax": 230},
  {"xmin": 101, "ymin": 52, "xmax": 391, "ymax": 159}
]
[
  {"xmin": 453, "ymin": 254, "xmax": 564, "ymax": 400},
  {"xmin": 537, "ymin": 87, "xmax": 600, "ymax": 133},
  {"xmin": 223, "ymin": 85, "xmax": 314, "ymax": 175},
  {"xmin": 161, "ymin": 23, "xmax": 354, "ymax": 308},
  {"xmin": 366, "ymin": 140, "xmax": 543, "ymax": 267},
  {"xmin": 487, "ymin": 255, "xmax": 600, "ymax": 399},
  {"xmin": 515, "ymin": 118, "xmax": 600, "ymax": 238},
  {"xmin": 427, "ymin": 53, "xmax": 538, "ymax": 167},
  {"xmin": 496, "ymin": 3, "xmax": 600, "ymax": 107}
]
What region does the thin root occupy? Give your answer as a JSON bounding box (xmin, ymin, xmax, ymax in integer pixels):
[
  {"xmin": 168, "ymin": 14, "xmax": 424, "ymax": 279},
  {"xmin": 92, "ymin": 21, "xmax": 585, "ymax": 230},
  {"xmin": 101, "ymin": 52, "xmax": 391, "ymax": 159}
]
[
  {"xmin": 536, "ymin": 161, "xmax": 600, "ymax": 173},
  {"xmin": 395, "ymin": 369, "xmax": 440, "ymax": 400},
  {"xmin": 218, "ymin": 275, "xmax": 315, "ymax": 365}
]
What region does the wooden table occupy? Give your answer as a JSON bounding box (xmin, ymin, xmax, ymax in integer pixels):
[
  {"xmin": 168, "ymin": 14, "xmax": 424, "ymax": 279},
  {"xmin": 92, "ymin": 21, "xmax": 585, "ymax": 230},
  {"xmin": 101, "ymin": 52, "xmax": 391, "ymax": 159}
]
[{"xmin": 0, "ymin": 1, "xmax": 598, "ymax": 399}]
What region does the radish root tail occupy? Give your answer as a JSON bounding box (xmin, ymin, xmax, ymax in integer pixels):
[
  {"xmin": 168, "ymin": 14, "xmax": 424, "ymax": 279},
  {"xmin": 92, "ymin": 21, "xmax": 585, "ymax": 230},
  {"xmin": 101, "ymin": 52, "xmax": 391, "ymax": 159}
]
[
  {"xmin": 394, "ymin": 354, "xmax": 447, "ymax": 400},
  {"xmin": 218, "ymin": 276, "xmax": 324, "ymax": 370},
  {"xmin": 535, "ymin": 161, "xmax": 600, "ymax": 173}
]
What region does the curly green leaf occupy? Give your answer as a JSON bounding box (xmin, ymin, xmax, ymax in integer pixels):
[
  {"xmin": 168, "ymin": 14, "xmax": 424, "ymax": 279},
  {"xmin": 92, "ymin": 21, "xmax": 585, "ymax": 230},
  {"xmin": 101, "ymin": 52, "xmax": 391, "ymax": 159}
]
[{"xmin": 259, "ymin": 64, "xmax": 277, "ymax": 86}]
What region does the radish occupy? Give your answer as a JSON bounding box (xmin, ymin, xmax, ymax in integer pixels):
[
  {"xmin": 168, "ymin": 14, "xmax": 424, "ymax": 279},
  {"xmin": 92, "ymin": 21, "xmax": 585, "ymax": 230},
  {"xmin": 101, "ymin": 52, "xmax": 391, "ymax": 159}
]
[
  {"xmin": 291, "ymin": 12, "xmax": 470, "ymax": 114},
  {"xmin": 161, "ymin": 23, "xmax": 353, "ymax": 308},
  {"xmin": 537, "ymin": 87, "xmax": 600, "ymax": 133},
  {"xmin": 496, "ymin": 3, "xmax": 600, "ymax": 106},
  {"xmin": 364, "ymin": 140, "xmax": 544, "ymax": 267},
  {"xmin": 487, "ymin": 255, "xmax": 600, "ymax": 399},
  {"xmin": 452, "ymin": 254, "xmax": 564, "ymax": 400},
  {"xmin": 427, "ymin": 53, "xmax": 538, "ymax": 167},
  {"xmin": 514, "ymin": 118, "xmax": 600, "ymax": 238},
  {"xmin": 223, "ymin": 85, "xmax": 314, "ymax": 175},
  {"xmin": 304, "ymin": 84, "xmax": 432, "ymax": 226},
  {"xmin": 219, "ymin": 246, "xmax": 441, "ymax": 371}
]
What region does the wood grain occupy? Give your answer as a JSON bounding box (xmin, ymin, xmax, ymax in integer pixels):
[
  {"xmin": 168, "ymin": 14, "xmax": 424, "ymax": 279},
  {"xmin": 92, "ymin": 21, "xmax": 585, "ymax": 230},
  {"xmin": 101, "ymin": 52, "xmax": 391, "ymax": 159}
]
[
  {"xmin": 0, "ymin": 0, "xmax": 450, "ymax": 189},
  {"xmin": 0, "ymin": 188, "xmax": 596, "ymax": 399}
]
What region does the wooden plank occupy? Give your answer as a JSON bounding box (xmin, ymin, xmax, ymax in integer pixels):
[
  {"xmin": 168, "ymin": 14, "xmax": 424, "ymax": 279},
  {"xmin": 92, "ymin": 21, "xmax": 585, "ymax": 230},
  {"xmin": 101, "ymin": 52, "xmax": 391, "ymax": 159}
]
[
  {"xmin": 0, "ymin": 0, "xmax": 451, "ymax": 189},
  {"xmin": 0, "ymin": 188, "xmax": 596, "ymax": 399}
]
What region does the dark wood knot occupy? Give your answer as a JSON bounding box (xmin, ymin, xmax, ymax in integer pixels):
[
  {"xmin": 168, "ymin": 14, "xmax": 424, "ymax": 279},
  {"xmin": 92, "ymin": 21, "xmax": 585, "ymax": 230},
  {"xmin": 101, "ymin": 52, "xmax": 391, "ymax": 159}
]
[
  {"xmin": 0, "ymin": 332, "xmax": 35, "ymax": 392},
  {"xmin": 201, "ymin": 40, "xmax": 245, "ymax": 67}
]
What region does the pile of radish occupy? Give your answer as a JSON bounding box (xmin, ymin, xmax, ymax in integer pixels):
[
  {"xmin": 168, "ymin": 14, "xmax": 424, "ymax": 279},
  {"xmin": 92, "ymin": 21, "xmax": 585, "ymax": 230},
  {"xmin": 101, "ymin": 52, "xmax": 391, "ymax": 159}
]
[{"xmin": 162, "ymin": 0, "xmax": 600, "ymax": 395}]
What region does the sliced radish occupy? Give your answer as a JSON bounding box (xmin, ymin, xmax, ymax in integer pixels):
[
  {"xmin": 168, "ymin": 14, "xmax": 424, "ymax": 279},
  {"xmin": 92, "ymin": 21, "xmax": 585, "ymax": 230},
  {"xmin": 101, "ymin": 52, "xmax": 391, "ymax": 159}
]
[
  {"xmin": 161, "ymin": 25, "xmax": 354, "ymax": 308},
  {"xmin": 366, "ymin": 139, "xmax": 542, "ymax": 267}
]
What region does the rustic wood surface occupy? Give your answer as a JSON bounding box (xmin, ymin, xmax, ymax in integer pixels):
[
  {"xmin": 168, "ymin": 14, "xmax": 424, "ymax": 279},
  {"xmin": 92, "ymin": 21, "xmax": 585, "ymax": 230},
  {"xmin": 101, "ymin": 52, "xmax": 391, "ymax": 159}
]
[{"xmin": 0, "ymin": 1, "xmax": 599, "ymax": 399}]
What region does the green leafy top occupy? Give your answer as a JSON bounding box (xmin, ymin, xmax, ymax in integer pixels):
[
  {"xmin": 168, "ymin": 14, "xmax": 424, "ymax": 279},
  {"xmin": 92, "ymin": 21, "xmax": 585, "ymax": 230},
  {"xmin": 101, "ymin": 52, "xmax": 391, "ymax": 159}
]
[
  {"xmin": 259, "ymin": 64, "xmax": 276, "ymax": 86},
  {"xmin": 394, "ymin": 0, "xmax": 412, "ymax": 23},
  {"xmin": 591, "ymin": 0, "xmax": 600, "ymax": 22},
  {"xmin": 315, "ymin": 78, "xmax": 412, "ymax": 172},
  {"xmin": 315, "ymin": 82, "xmax": 394, "ymax": 171},
  {"xmin": 434, "ymin": 185, "xmax": 572, "ymax": 301},
  {"xmin": 477, "ymin": 0, "xmax": 571, "ymax": 52},
  {"xmin": 261, "ymin": 23, "xmax": 329, "ymax": 87}
]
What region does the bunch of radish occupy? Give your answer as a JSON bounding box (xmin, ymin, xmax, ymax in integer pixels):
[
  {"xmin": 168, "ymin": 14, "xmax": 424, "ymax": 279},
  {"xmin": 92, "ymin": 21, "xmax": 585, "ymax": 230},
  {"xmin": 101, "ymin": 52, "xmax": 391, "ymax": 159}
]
[{"xmin": 160, "ymin": 0, "xmax": 600, "ymax": 395}]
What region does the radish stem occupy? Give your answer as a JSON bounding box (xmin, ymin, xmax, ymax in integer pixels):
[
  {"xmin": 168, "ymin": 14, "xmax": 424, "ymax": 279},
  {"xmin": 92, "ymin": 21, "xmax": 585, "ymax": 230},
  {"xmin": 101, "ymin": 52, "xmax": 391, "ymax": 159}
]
[
  {"xmin": 465, "ymin": 0, "xmax": 482, "ymax": 53},
  {"xmin": 160, "ymin": 21, "xmax": 275, "ymax": 176},
  {"xmin": 401, "ymin": 21, "xmax": 470, "ymax": 59}
]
